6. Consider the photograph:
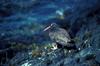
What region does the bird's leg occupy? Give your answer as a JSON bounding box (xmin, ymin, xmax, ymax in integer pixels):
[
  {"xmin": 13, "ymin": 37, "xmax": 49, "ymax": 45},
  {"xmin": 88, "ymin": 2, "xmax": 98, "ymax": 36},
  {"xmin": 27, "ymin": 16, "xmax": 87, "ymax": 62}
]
[
  {"xmin": 56, "ymin": 42, "xmax": 63, "ymax": 48},
  {"xmin": 63, "ymin": 48, "xmax": 69, "ymax": 57},
  {"xmin": 56, "ymin": 42, "xmax": 68, "ymax": 56}
]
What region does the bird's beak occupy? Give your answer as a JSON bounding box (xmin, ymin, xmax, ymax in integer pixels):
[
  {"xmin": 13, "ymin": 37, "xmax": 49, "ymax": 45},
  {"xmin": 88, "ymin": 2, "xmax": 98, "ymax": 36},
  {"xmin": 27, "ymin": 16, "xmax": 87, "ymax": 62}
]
[{"xmin": 43, "ymin": 25, "xmax": 52, "ymax": 31}]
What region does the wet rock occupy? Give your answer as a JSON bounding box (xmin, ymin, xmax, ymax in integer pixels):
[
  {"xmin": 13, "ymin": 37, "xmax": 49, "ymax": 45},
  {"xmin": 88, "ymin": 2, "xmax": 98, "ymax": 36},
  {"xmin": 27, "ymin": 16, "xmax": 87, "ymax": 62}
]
[
  {"xmin": 75, "ymin": 47, "xmax": 96, "ymax": 62},
  {"xmin": 7, "ymin": 48, "xmax": 64, "ymax": 66},
  {"xmin": 8, "ymin": 52, "xmax": 32, "ymax": 66},
  {"xmin": 95, "ymin": 50, "xmax": 100, "ymax": 63},
  {"xmin": 63, "ymin": 57, "xmax": 77, "ymax": 66}
]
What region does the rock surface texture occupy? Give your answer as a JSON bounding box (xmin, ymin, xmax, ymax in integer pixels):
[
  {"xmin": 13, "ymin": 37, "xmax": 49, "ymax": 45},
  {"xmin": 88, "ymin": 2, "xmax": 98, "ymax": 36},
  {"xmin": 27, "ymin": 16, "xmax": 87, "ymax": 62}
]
[{"xmin": 0, "ymin": 0, "xmax": 100, "ymax": 66}]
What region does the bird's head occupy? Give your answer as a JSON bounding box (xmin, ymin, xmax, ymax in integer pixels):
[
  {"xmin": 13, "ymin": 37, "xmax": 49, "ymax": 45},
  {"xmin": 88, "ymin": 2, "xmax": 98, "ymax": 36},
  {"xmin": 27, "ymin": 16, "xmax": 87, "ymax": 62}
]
[{"xmin": 43, "ymin": 23, "xmax": 58, "ymax": 32}]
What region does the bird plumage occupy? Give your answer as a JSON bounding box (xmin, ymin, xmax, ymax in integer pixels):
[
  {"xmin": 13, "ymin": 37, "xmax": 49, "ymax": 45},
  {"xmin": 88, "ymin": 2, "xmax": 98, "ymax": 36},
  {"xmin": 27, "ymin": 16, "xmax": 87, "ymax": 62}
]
[{"xmin": 43, "ymin": 23, "xmax": 77, "ymax": 50}]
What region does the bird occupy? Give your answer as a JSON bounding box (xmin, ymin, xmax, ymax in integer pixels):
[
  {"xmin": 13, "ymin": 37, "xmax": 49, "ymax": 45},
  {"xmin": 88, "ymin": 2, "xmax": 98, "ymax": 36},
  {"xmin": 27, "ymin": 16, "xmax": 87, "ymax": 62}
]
[{"xmin": 43, "ymin": 23, "xmax": 77, "ymax": 50}]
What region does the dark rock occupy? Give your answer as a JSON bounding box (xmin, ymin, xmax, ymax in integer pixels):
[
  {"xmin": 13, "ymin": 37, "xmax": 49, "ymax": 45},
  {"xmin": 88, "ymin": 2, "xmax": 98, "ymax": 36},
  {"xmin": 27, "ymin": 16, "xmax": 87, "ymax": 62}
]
[
  {"xmin": 95, "ymin": 50, "xmax": 100, "ymax": 63},
  {"xmin": 75, "ymin": 47, "xmax": 96, "ymax": 62}
]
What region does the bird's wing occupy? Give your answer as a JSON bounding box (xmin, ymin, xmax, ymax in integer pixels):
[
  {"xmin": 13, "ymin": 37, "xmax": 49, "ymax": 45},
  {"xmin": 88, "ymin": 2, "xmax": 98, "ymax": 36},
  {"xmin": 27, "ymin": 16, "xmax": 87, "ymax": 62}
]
[
  {"xmin": 58, "ymin": 28, "xmax": 71, "ymax": 40},
  {"xmin": 49, "ymin": 31, "xmax": 71, "ymax": 46}
]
